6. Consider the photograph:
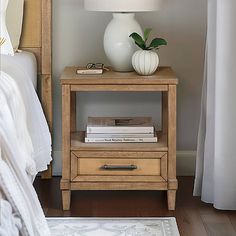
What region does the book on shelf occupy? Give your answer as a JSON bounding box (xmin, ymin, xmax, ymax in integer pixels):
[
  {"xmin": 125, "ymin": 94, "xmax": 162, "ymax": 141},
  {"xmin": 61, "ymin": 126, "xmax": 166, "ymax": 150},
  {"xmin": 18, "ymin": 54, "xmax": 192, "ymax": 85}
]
[
  {"xmin": 86, "ymin": 132, "xmax": 155, "ymax": 138},
  {"xmin": 76, "ymin": 68, "xmax": 103, "ymax": 75},
  {"xmin": 86, "ymin": 117, "xmax": 154, "ymax": 134},
  {"xmin": 85, "ymin": 133, "xmax": 158, "ymax": 143}
]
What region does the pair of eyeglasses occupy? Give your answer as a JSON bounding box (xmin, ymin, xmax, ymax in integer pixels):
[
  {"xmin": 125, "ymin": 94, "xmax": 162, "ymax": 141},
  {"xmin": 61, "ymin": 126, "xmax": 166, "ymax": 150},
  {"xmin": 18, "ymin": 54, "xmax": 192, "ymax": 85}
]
[{"xmin": 86, "ymin": 63, "xmax": 109, "ymax": 71}]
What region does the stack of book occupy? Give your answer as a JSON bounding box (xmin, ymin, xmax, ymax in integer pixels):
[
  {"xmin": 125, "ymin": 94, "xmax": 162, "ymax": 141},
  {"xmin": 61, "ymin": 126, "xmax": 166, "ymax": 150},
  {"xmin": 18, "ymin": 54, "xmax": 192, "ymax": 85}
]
[{"xmin": 85, "ymin": 117, "xmax": 158, "ymax": 143}]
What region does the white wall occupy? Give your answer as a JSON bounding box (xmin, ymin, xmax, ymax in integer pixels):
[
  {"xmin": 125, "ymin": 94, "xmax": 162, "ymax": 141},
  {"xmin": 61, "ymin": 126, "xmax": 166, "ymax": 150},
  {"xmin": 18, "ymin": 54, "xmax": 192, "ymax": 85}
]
[{"xmin": 52, "ymin": 0, "xmax": 207, "ymax": 175}]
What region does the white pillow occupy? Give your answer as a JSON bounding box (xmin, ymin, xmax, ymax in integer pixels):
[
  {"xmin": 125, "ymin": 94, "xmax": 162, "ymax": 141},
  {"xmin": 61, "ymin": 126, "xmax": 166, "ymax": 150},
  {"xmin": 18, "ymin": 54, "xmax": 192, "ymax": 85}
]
[
  {"xmin": 6, "ymin": 0, "xmax": 24, "ymax": 51},
  {"xmin": 0, "ymin": 0, "xmax": 14, "ymax": 55}
]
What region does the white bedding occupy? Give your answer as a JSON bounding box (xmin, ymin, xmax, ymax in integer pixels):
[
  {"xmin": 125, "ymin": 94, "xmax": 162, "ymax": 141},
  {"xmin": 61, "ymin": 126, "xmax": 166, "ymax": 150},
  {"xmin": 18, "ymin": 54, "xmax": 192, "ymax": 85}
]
[
  {"xmin": 1, "ymin": 51, "xmax": 37, "ymax": 89},
  {"xmin": 0, "ymin": 71, "xmax": 51, "ymax": 235},
  {"xmin": 0, "ymin": 51, "xmax": 52, "ymax": 173}
]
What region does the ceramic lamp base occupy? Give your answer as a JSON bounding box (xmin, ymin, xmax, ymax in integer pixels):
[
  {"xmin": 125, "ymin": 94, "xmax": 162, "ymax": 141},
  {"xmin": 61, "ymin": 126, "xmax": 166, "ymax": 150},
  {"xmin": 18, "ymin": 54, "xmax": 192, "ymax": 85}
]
[{"xmin": 104, "ymin": 13, "xmax": 143, "ymax": 72}]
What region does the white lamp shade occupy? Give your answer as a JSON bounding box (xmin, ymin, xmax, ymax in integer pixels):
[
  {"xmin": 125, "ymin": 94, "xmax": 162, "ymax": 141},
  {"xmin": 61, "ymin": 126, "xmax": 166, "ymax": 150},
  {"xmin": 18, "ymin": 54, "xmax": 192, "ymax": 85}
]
[{"xmin": 84, "ymin": 0, "xmax": 163, "ymax": 12}]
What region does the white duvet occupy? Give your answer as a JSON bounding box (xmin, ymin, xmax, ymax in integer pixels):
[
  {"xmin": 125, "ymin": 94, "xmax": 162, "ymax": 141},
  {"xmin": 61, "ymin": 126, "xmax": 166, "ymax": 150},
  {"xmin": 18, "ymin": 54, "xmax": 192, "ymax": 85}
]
[
  {"xmin": 1, "ymin": 52, "xmax": 52, "ymax": 172},
  {"xmin": 0, "ymin": 70, "xmax": 51, "ymax": 234}
]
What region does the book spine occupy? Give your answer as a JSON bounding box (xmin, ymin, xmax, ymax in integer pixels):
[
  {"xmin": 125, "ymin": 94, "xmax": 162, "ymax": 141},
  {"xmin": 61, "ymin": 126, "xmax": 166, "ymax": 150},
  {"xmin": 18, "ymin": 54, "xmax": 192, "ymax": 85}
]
[
  {"xmin": 86, "ymin": 133, "xmax": 155, "ymax": 138},
  {"xmin": 86, "ymin": 126, "xmax": 154, "ymax": 134},
  {"xmin": 85, "ymin": 137, "xmax": 158, "ymax": 143}
]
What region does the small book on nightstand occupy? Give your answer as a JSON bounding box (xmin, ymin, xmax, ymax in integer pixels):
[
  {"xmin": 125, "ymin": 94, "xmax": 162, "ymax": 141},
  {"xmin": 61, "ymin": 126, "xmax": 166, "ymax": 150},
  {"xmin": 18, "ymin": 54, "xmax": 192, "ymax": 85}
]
[{"xmin": 76, "ymin": 68, "xmax": 103, "ymax": 75}]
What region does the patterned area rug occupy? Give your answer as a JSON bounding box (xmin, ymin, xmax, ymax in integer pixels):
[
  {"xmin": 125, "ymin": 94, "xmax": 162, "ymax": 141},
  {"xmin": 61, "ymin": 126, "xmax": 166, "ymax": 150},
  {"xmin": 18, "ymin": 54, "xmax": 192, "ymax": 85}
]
[{"xmin": 47, "ymin": 217, "xmax": 180, "ymax": 236}]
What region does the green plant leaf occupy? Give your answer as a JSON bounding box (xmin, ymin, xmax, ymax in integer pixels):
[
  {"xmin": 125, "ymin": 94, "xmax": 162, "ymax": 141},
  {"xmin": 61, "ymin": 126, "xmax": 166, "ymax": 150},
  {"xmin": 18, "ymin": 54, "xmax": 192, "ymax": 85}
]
[
  {"xmin": 148, "ymin": 38, "xmax": 167, "ymax": 49},
  {"xmin": 144, "ymin": 28, "xmax": 152, "ymax": 42},
  {"xmin": 129, "ymin": 33, "xmax": 146, "ymax": 49},
  {"xmin": 134, "ymin": 42, "xmax": 146, "ymax": 50}
]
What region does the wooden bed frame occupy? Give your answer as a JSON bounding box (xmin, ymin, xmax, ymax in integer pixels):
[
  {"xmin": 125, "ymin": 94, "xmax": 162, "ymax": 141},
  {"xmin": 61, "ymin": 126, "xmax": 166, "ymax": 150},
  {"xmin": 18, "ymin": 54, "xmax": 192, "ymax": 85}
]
[{"xmin": 19, "ymin": 0, "xmax": 52, "ymax": 178}]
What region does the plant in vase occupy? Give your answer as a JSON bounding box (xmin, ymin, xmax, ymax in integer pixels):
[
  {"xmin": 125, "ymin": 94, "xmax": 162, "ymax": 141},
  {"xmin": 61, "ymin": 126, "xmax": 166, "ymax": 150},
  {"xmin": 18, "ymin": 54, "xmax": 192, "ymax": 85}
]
[{"xmin": 129, "ymin": 28, "xmax": 167, "ymax": 75}]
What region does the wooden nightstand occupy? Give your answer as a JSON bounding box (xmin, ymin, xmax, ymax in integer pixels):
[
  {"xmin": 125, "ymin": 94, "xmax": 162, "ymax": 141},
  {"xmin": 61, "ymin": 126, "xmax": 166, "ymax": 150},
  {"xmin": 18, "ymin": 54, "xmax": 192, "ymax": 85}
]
[{"xmin": 60, "ymin": 67, "xmax": 178, "ymax": 211}]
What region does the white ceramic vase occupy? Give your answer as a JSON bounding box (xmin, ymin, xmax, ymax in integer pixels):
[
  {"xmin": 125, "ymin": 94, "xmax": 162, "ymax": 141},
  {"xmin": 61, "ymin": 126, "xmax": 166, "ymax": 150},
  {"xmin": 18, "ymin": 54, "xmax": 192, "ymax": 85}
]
[{"xmin": 132, "ymin": 50, "xmax": 159, "ymax": 75}]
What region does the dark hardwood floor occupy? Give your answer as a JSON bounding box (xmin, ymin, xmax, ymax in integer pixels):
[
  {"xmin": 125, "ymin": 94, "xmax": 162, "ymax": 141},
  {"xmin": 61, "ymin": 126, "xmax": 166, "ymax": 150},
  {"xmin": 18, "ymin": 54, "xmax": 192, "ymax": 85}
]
[{"xmin": 34, "ymin": 177, "xmax": 236, "ymax": 236}]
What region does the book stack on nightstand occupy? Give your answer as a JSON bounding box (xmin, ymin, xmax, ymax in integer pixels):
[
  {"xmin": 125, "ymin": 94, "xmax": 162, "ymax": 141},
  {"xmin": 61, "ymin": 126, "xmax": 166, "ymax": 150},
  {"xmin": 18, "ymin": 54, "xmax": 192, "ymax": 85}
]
[{"xmin": 85, "ymin": 117, "xmax": 158, "ymax": 143}]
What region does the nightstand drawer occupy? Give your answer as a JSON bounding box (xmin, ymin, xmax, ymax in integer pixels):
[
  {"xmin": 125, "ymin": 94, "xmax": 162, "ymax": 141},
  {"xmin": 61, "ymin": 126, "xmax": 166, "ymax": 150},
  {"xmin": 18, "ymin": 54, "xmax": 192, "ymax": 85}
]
[
  {"xmin": 79, "ymin": 158, "xmax": 160, "ymax": 176},
  {"xmin": 71, "ymin": 152, "xmax": 167, "ymax": 181}
]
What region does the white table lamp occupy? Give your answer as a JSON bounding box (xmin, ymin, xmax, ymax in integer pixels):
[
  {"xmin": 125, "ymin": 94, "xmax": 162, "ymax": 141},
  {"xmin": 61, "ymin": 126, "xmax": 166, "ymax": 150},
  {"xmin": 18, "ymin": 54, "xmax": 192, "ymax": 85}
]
[{"xmin": 84, "ymin": 0, "xmax": 163, "ymax": 72}]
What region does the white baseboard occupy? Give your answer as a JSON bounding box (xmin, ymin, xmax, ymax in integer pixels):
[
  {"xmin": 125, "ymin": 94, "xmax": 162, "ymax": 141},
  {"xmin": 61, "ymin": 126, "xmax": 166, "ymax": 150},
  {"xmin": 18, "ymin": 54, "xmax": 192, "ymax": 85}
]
[{"xmin": 52, "ymin": 150, "xmax": 196, "ymax": 176}]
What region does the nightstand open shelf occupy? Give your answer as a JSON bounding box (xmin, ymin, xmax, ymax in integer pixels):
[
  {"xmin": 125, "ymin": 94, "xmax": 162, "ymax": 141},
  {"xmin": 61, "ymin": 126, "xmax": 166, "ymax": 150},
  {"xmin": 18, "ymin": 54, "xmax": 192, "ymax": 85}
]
[{"xmin": 60, "ymin": 67, "xmax": 178, "ymax": 211}]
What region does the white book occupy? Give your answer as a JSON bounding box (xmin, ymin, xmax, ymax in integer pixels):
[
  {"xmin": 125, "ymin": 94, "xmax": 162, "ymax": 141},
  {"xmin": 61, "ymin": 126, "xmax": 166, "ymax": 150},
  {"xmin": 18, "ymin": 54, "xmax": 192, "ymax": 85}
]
[
  {"xmin": 85, "ymin": 135, "xmax": 158, "ymax": 143},
  {"xmin": 87, "ymin": 117, "xmax": 154, "ymax": 134},
  {"xmin": 86, "ymin": 132, "xmax": 155, "ymax": 138},
  {"xmin": 76, "ymin": 68, "xmax": 103, "ymax": 75}
]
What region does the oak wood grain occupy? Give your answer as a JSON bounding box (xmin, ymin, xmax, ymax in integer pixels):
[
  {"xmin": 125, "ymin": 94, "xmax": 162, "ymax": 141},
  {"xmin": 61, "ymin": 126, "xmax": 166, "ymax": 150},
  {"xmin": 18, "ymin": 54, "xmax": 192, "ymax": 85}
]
[
  {"xmin": 167, "ymin": 85, "xmax": 177, "ymax": 210},
  {"xmin": 61, "ymin": 85, "xmax": 71, "ymax": 181},
  {"xmin": 72, "ymin": 175, "xmax": 166, "ymax": 183},
  {"xmin": 60, "ymin": 68, "xmax": 178, "ymax": 210},
  {"xmin": 20, "ymin": 0, "xmax": 53, "ymax": 178},
  {"xmin": 72, "ymin": 151, "xmax": 166, "ymax": 159},
  {"xmin": 71, "ymin": 84, "xmax": 168, "ymax": 92},
  {"xmin": 77, "ymin": 158, "xmax": 161, "ymax": 176},
  {"xmin": 70, "ymin": 182, "xmax": 168, "ymax": 191},
  {"xmin": 61, "ymin": 67, "xmax": 178, "ymax": 85},
  {"xmin": 20, "ymin": 0, "xmax": 41, "ymax": 48},
  {"xmin": 71, "ymin": 131, "xmax": 168, "ymax": 152},
  {"xmin": 62, "ymin": 190, "xmax": 71, "ymax": 211}
]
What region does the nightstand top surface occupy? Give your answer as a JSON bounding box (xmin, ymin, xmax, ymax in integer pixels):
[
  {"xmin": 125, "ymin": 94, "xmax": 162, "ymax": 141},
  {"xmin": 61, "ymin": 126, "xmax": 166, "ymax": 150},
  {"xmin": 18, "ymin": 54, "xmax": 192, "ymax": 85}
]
[{"xmin": 60, "ymin": 66, "xmax": 178, "ymax": 85}]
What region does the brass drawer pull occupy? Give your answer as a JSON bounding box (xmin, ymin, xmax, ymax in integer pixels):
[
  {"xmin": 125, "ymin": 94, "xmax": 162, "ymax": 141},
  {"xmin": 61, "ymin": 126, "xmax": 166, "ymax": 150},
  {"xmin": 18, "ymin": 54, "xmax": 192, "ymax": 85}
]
[{"xmin": 101, "ymin": 164, "xmax": 137, "ymax": 170}]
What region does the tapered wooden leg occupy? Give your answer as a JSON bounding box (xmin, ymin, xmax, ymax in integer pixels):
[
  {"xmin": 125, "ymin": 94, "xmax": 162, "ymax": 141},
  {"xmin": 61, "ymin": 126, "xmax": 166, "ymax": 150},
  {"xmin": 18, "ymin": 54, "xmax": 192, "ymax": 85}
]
[
  {"xmin": 62, "ymin": 190, "xmax": 71, "ymax": 210},
  {"xmin": 167, "ymin": 85, "xmax": 177, "ymax": 211},
  {"xmin": 61, "ymin": 85, "xmax": 72, "ymax": 210},
  {"xmin": 167, "ymin": 190, "xmax": 176, "ymax": 210}
]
